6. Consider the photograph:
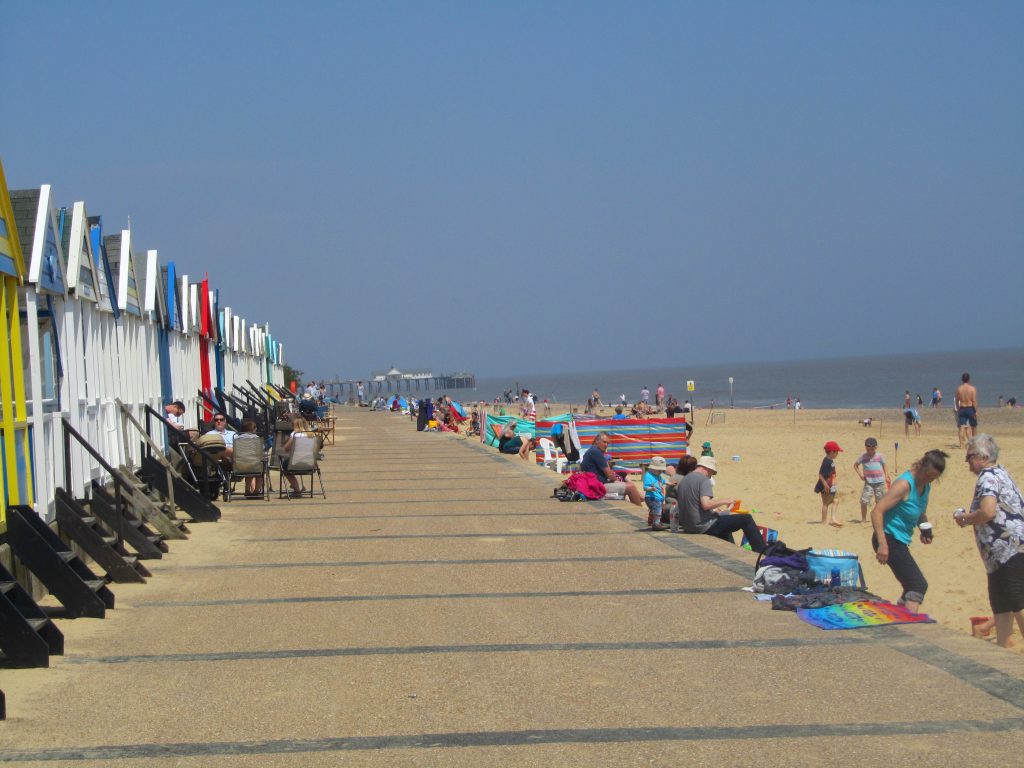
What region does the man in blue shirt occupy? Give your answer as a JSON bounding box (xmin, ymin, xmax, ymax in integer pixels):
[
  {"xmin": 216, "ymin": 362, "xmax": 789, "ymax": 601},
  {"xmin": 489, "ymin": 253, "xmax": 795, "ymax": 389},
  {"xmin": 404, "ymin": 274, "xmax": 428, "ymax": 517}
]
[{"xmin": 580, "ymin": 432, "xmax": 644, "ymax": 507}]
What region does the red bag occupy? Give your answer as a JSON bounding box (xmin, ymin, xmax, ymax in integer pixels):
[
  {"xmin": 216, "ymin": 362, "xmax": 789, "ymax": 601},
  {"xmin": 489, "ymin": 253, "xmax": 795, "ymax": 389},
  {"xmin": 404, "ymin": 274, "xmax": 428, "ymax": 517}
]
[{"xmin": 565, "ymin": 471, "xmax": 607, "ymax": 500}]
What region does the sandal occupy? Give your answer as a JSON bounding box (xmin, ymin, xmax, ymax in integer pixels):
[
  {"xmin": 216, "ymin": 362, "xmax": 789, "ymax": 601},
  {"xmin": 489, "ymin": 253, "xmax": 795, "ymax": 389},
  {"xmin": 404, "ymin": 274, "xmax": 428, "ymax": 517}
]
[{"xmin": 829, "ymin": 521, "xmax": 844, "ymax": 528}]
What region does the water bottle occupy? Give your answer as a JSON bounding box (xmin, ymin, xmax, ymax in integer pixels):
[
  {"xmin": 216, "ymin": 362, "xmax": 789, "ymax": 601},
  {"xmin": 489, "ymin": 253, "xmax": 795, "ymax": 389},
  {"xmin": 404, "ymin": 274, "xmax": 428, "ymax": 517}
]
[
  {"xmin": 830, "ymin": 568, "xmax": 841, "ymax": 588},
  {"xmin": 669, "ymin": 506, "xmax": 679, "ymax": 533}
]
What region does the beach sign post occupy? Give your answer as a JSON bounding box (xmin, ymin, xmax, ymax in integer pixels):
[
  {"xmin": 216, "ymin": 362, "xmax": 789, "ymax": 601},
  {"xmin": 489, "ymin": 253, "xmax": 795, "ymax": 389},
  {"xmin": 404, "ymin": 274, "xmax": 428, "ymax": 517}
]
[{"xmin": 729, "ymin": 377, "xmax": 734, "ymax": 409}]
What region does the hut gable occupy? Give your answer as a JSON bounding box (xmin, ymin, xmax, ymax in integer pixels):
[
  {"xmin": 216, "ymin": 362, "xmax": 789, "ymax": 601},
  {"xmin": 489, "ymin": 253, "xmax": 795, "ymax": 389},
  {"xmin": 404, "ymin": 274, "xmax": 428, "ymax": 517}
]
[{"xmin": 64, "ymin": 202, "xmax": 101, "ymax": 302}]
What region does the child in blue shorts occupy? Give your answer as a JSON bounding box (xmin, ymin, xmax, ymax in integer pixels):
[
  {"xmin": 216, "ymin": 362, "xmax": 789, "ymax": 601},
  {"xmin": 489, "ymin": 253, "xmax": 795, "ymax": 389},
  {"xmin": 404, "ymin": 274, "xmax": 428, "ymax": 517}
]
[{"xmin": 644, "ymin": 456, "xmax": 669, "ymax": 531}]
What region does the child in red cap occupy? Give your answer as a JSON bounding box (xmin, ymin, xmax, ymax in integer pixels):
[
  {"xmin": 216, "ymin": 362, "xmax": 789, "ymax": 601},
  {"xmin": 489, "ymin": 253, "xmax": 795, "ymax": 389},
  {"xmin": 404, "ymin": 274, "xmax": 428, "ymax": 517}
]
[{"xmin": 815, "ymin": 441, "xmax": 843, "ymax": 527}]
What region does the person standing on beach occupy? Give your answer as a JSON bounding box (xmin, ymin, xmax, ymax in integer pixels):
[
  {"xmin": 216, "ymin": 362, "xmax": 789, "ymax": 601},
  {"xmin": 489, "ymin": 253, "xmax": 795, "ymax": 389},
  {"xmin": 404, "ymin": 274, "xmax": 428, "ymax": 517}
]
[
  {"xmin": 956, "ymin": 373, "xmax": 978, "ymax": 448},
  {"xmin": 815, "ymin": 441, "xmax": 843, "ymax": 528},
  {"xmin": 656, "ymin": 384, "xmax": 665, "ymax": 407},
  {"xmin": 871, "ymin": 449, "xmax": 946, "ymax": 614},
  {"xmin": 640, "ymin": 386, "xmax": 650, "ymax": 404},
  {"xmin": 854, "ymin": 437, "xmax": 891, "ymax": 523},
  {"xmin": 904, "ymin": 391, "xmax": 912, "ymax": 409},
  {"xmin": 957, "ymin": 434, "xmax": 1024, "ymax": 648}
]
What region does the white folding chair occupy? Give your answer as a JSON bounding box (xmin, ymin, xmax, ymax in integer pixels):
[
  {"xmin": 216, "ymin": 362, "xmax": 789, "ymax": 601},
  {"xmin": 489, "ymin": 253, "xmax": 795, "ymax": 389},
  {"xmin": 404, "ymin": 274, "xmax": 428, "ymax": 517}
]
[{"xmin": 538, "ymin": 437, "xmax": 567, "ymax": 473}]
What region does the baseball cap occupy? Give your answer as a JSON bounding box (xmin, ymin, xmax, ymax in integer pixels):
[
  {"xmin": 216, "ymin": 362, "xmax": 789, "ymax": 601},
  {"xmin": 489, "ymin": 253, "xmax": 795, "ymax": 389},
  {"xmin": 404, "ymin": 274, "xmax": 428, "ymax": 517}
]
[{"xmin": 824, "ymin": 441, "xmax": 843, "ymax": 452}]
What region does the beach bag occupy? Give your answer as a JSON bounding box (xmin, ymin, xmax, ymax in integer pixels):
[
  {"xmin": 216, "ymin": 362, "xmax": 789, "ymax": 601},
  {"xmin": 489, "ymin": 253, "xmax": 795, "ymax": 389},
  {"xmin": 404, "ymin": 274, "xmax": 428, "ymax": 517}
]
[
  {"xmin": 564, "ymin": 471, "xmax": 606, "ymax": 500},
  {"xmin": 806, "ymin": 549, "xmax": 866, "ymax": 589}
]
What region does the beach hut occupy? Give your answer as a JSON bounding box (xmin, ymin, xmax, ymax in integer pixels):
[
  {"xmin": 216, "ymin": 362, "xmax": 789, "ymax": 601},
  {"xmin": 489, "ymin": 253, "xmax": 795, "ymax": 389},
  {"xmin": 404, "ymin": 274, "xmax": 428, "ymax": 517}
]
[
  {"xmin": 61, "ymin": 201, "xmax": 107, "ymax": 495},
  {"xmin": 106, "ymin": 228, "xmax": 163, "ymax": 465},
  {"xmin": 10, "ymin": 185, "xmax": 71, "ymax": 517},
  {"xmin": 0, "ymin": 161, "xmax": 34, "ymax": 530}
]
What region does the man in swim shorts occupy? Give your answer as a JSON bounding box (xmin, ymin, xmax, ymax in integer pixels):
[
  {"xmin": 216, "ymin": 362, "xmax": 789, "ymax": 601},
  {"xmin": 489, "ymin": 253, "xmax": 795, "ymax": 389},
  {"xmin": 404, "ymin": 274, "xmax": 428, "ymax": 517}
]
[{"xmin": 956, "ymin": 372, "xmax": 978, "ymax": 448}]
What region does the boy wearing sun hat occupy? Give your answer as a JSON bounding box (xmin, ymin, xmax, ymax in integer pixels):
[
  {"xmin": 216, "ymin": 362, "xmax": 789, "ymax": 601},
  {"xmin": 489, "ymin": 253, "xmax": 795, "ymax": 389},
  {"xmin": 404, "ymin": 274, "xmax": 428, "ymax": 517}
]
[{"xmin": 815, "ymin": 441, "xmax": 843, "ymax": 528}]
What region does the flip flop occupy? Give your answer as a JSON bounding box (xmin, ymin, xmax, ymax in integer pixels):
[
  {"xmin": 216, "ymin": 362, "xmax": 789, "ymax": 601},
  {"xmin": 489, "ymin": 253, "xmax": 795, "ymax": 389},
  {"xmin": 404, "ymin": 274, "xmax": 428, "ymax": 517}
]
[{"xmin": 829, "ymin": 521, "xmax": 844, "ymax": 528}]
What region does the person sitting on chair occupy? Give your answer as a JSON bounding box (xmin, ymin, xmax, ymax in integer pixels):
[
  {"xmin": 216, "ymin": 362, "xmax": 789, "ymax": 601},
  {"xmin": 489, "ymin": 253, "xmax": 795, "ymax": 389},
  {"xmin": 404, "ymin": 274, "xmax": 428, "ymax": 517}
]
[
  {"xmin": 281, "ymin": 416, "xmax": 313, "ymax": 498},
  {"xmin": 210, "ymin": 413, "xmax": 237, "ymax": 462},
  {"xmin": 235, "ymin": 419, "xmax": 264, "ymax": 498}
]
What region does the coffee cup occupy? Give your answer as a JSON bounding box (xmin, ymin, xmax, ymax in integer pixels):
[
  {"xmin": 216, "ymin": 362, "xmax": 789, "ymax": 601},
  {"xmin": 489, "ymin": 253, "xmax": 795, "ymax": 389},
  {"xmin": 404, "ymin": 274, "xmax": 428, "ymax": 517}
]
[{"xmin": 919, "ymin": 521, "xmax": 933, "ymax": 541}]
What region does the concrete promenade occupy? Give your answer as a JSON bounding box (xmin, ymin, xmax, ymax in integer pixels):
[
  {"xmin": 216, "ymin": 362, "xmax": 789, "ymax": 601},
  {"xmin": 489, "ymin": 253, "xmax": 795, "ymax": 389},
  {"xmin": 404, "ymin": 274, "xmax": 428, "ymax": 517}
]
[{"xmin": 1, "ymin": 409, "xmax": 1023, "ymax": 766}]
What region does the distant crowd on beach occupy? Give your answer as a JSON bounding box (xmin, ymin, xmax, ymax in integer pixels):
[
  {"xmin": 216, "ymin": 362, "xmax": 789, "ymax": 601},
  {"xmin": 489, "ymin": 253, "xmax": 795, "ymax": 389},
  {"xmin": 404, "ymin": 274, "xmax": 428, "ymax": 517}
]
[{"xmin": 474, "ymin": 370, "xmax": 1024, "ymax": 649}]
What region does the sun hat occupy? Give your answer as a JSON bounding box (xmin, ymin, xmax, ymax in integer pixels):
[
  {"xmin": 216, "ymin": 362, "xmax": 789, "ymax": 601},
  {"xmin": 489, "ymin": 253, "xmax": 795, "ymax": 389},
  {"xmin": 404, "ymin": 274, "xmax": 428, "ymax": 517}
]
[
  {"xmin": 649, "ymin": 456, "xmax": 668, "ymax": 471},
  {"xmin": 865, "ymin": 437, "xmax": 878, "ymax": 447},
  {"xmin": 824, "ymin": 441, "xmax": 843, "ymax": 452},
  {"xmin": 697, "ymin": 456, "xmax": 718, "ymax": 473},
  {"xmin": 702, "ymin": 441, "xmax": 712, "ymax": 449}
]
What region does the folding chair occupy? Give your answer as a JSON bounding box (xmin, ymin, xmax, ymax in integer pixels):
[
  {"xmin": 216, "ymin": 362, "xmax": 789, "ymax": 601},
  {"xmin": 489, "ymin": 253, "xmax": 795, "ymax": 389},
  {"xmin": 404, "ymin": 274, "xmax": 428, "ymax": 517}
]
[
  {"xmin": 279, "ymin": 434, "xmax": 326, "ymax": 499},
  {"xmin": 538, "ymin": 437, "xmax": 568, "ymax": 473},
  {"xmin": 226, "ymin": 434, "xmax": 269, "ymax": 501}
]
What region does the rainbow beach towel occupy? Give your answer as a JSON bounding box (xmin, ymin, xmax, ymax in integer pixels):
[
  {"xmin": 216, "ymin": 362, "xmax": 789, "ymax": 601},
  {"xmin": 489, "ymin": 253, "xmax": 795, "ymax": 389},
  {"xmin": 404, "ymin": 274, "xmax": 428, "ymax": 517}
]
[{"xmin": 797, "ymin": 601, "xmax": 935, "ymax": 630}]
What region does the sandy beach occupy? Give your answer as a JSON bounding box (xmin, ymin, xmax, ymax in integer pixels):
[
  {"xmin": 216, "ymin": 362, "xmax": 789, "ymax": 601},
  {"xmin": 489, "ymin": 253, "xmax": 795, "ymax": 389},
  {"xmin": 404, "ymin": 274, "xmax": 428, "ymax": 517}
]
[{"xmin": 487, "ymin": 402, "xmax": 1024, "ymax": 647}]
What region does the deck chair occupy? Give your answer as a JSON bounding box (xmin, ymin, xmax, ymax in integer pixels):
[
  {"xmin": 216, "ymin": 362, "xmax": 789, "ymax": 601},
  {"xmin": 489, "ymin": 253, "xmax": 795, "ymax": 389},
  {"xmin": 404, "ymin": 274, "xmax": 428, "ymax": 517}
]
[
  {"xmin": 226, "ymin": 434, "xmax": 269, "ymax": 501},
  {"xmin": 538, "ymin": 437, "xmax": 568, "ymax": 473},
  {"xmin": 279, "ymin": 434, "xmax": 326, "ymax": 499}
]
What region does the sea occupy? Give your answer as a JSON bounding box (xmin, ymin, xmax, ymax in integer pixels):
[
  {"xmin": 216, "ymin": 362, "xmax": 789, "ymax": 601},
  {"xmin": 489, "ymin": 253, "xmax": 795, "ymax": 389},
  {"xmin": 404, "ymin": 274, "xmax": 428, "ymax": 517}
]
[{"xmin": 432, "ymin": 348, "xmax": 1023, "ymax": 410}]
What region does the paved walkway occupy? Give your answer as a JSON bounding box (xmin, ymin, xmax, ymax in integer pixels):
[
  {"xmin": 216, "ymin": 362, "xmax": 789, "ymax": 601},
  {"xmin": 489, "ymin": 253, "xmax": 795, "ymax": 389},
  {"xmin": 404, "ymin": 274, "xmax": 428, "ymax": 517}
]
[{"xmin": 2, "ymin": 409, "xmax": 1023, "ymax": 765}]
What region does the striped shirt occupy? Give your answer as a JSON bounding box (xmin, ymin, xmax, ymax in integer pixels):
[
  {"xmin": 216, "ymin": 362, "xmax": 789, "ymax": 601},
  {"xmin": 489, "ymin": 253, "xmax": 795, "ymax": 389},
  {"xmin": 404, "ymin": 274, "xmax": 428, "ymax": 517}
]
[{"xmin": 857, "ymin": 452, "xmax": 886, "ymax": 484}]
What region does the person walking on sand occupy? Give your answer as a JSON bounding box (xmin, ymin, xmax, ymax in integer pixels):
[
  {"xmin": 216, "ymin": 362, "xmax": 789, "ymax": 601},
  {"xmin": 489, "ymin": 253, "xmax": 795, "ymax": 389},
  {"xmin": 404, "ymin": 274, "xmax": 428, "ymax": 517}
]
[
  {"xmin": 815, "ymin": 441, "xmax": 843, "ymax": 528},
  {"xmin": 931, "ymin": 387, "xmax": 941, "ymax": 407},
  {"xmin": 904, "ymin": 391, "xmax": 912, "ymax": 409},
  {"xmin": 854, "ymin": 437, "xmax": 891, "ymax": 523},
  {"xmin": 871, "ymin": 449, "xmax": 947, "ymax": 614},
  {"xmin": 956, "ymin": 373, "xmax": 978, "ymax": 448}
]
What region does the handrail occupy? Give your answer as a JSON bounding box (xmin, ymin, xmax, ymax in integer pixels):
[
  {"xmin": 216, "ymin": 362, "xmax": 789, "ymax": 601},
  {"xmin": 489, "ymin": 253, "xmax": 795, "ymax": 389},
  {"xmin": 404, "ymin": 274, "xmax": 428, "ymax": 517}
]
[
  {"xmin": 62, "ymin": 417, "xmax": 129, "ymax": 545},
  {"xmin": 230, "ymin": 384, "xmax": 262, "ymax": 410},
  {"xmin": 117, "ymin": 400, "xmax": 179, "ymax": 513}
]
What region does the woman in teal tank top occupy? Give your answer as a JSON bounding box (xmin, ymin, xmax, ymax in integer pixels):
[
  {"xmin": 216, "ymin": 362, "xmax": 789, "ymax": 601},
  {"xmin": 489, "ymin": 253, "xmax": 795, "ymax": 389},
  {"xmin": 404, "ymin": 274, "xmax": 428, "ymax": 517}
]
[{"xmin": 870, "ymin": 450, "xmax": 948, "ymax": 613}]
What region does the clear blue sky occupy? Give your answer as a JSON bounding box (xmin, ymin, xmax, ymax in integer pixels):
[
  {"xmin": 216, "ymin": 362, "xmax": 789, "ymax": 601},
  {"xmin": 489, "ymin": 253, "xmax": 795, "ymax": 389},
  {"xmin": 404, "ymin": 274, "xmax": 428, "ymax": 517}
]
[{"xmin": 3, "ymin": 2, "xmax": 1022, "ymax": 380}]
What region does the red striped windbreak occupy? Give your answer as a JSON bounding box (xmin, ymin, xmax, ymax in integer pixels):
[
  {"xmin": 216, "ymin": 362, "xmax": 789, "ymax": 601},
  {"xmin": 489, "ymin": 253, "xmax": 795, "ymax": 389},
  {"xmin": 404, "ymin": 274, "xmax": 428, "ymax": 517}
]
[{"xmin": 535, "ymin": 417, "xmax": 689, "ymax": 468}]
